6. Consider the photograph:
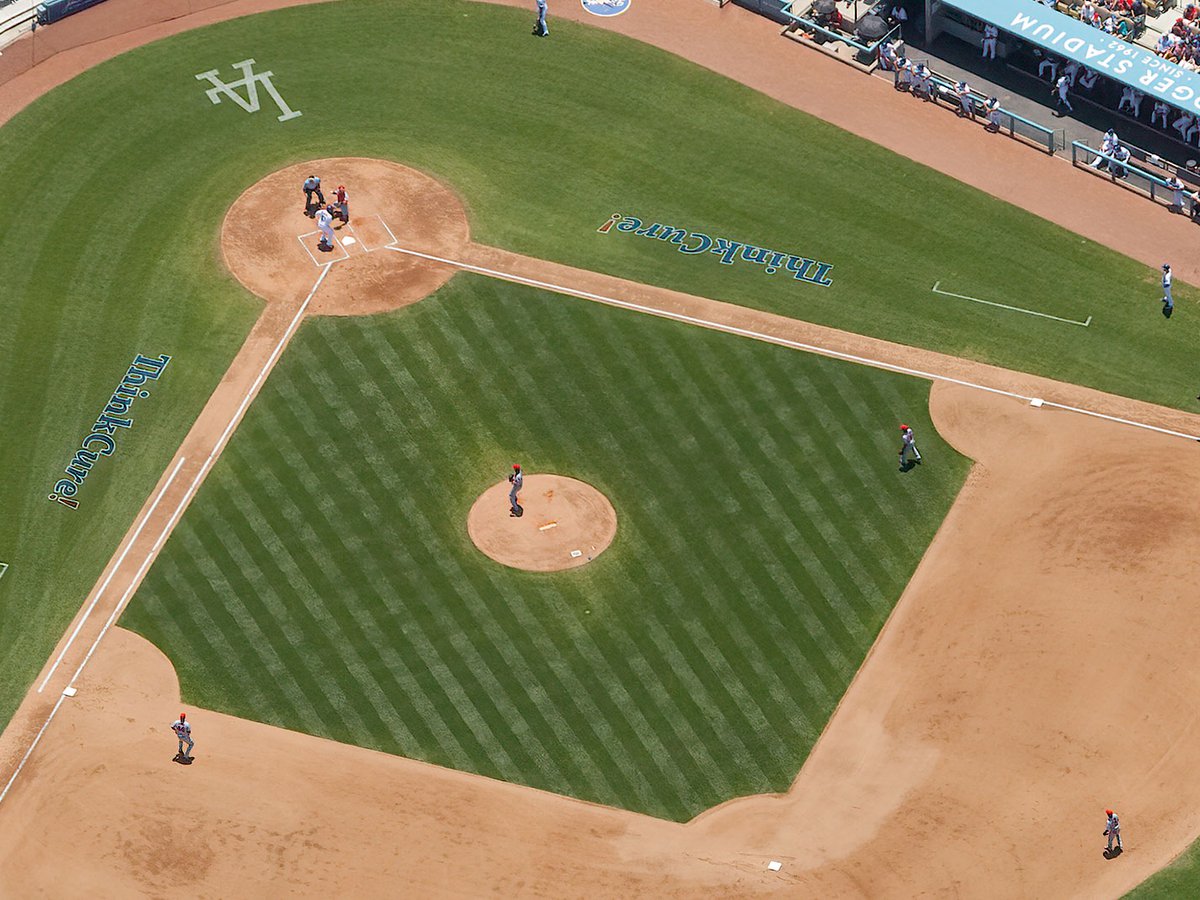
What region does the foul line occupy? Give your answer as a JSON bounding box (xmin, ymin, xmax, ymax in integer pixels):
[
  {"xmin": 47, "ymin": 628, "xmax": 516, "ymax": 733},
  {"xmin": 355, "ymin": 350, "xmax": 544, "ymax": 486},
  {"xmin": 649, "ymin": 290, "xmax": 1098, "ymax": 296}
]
[
  {"xmin": 0, "ymin": 563, "xmax": 7, "ymax": 580},
  {"xmin": 385, "ymin": 245, "xmax": 1200, "ymax": 443},
  {"xmin": 932, "ymin": 281, "xmax": 1093, "ymax": 327},
  {"xmin": 0, "ymin": 264, "xmax": 331, "ymax": 811},
  {"xmin": 37, "ymin": 456, "xmax": 187, "ymax": 693}
]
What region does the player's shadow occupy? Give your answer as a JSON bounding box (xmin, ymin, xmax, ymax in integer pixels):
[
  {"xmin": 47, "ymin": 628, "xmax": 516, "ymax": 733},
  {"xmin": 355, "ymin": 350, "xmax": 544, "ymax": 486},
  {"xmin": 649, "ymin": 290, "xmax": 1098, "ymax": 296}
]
[
  {"xmin": 172, "ymin": 754, "xmax": 195, "ymax": 766},
  {"xmin": 1103, "ymin": 846, "xmax": 1123, "ymax": 860},
  {"xmin": 898, "ymin": 459, "xmax": 922, "ymax": 473}
]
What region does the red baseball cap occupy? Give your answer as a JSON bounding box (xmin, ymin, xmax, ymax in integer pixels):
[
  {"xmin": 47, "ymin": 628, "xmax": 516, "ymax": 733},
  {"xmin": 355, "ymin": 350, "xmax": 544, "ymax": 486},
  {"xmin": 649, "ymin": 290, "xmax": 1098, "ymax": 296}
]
[
  {"xmin": 899, "ymin": 424, "xmax": 908, "ymax": 431},
  {"xmin": 513, "ymin": 463, "xmax": 521, "ymax": 470},
  {"xmin": 179, "ymin": 712, "xmax": 186, "ymax": 720}
]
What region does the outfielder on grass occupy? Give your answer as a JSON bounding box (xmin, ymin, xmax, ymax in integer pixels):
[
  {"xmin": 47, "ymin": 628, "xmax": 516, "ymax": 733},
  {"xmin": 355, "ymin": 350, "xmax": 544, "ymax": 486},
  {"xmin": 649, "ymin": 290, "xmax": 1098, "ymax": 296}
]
[{"xmin": 899, "ymin": 423, "xmax": 922, "ymax": 468}]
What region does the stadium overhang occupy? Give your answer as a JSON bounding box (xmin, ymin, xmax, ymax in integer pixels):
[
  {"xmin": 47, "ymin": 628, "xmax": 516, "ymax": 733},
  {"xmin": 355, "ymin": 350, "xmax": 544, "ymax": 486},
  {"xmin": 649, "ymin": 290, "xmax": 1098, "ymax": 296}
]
[{"xmin": 935, "ymin": 0, "xmax": 1200, "ymax": 114}]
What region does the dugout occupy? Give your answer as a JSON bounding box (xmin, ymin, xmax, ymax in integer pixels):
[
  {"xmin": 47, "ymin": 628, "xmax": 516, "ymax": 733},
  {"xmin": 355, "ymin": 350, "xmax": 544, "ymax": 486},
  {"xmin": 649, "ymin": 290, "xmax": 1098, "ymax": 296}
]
[{"xmin": 921, "ymin": 0, "xmax": 1200, "ymax": 126}]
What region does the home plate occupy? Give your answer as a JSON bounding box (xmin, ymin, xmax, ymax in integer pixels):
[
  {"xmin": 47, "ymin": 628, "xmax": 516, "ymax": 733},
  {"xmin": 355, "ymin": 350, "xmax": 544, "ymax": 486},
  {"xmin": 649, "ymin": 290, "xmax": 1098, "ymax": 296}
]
[{"xmin": 342, "ymin": 236, "xmax": 357, "ymax": 246}]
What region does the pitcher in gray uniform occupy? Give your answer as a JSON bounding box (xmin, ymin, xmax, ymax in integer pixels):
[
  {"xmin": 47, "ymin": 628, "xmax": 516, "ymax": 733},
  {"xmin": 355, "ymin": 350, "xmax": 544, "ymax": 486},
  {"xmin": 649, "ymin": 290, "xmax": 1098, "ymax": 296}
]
[{"xmin": 509, "ymin": 464, "xmax": 524, "ymax": 517}]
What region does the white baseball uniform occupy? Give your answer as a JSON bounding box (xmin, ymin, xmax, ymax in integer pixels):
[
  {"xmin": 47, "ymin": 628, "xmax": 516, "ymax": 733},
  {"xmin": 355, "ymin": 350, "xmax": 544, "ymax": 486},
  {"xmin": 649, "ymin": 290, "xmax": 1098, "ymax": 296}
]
[{"xmin": 315, "ymin": 208, "xmax": 336, "ymax": 248}]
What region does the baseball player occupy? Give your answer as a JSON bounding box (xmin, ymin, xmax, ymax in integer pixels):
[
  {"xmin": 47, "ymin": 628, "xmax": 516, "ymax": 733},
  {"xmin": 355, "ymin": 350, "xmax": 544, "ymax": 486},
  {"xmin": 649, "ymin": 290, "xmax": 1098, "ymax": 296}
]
[
  {"xmin": 1091, "ymin": 129, "xmax": 1118, "ymax": 171},
  {"xmin": 954, "ymin": 81, "xmax": 974, "ymax": 119},
  {"xmin": 533, "ymin": 0, "xmax": 548, "ymax": 36},
  {"xmin": 1161, "ymin": 263, "xmax": 1174, "ymax": 317},
  {"xmin": 315, "ymin": 205, "xmax": 337, "ymax": 253},
  {"xmin": 984, "ymin": 96, "xmax": 1001, "ymax": 132},
  {"xmin": 171, "ymin": 712, "xmax": 194, "ymax": 761},
  {"xmin": 898, "ymin": 423, "xmax": 922, "ymax": 467},
  {"xmin": 1118, "ymin": 86, "xmax": 1144, "ymax": 117},
  {"xmin": 1167, "ymin": 175, "xmax": 1186, "ymax": 211},
  {"xmin": 1104, "ymin": 808, "xmax": 1123, "ymax": 854},
  {"xmin": 981, "ymin": 24, "xmax": 998, "ymax": 59},
  {"xmin": 333, "ymin": 184, "xmax": 350, "ymax": 225},
  {"xmin": 1054, "ymin": 74, "xmax": 1073, "ymax": 114},
  {"xmin": 1152, "ymin": 100, "xmax": 1171, "ymax": 129},
  {"xmin": 895, "ymin": 57, "xmax": 913, "ymax": 92},
  {"xmin": 913, "ymin": 62, "xmax": 933, "ymax": 100},
  {"xmin": 508, "ymin": 463, "xmax": 524, "ymax": 516},
  {"xmin": 302, "ymin": 174, "xmax": 324, "ymax": 215}
]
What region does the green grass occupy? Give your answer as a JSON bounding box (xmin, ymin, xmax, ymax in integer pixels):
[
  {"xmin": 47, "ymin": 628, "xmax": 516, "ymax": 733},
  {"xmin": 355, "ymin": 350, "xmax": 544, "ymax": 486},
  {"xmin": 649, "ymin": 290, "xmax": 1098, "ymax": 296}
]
[
  {"xmin": 1127, "ymin": 841, "xmax": 1200, "ymax": 897},
  {"xmin": 0, "ymin": 0, "xmax": 1194, "ymax": 775},
  {"xmin": 121, "ymin": 275, "xmax": 970, "ymax": 820}
]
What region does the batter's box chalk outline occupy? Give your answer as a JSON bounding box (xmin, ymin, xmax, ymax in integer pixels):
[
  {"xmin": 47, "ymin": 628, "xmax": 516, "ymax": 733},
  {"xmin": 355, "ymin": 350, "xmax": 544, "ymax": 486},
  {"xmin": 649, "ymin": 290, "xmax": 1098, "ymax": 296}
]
[
  {"xmin": 298, "ymin": 230, "xmax": 350, "ymax": 267},
  {"xmin": 369, "ymin": 214, "xmax": 399, "ymax": 250}
]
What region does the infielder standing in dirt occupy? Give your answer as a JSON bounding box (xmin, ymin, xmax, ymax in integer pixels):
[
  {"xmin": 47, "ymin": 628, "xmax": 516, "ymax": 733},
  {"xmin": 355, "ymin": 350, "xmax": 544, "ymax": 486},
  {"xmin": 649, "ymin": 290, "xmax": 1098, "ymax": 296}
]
[
  {"xmin": 899, "ymin": 423, "xmax": 922, "ymax": 468},
  {"xmin": 172, "ymin": 712, "xmax": 194, "ymax": 761},
  {"xmin": 1105, "ymin": 808, "xmax": 1123, "ymax": 854},
  {"xmin": 1161, "ymin": 263, "xmax": 1174, "ymax": 317},
  {"xmin": 509, "ymin": 463, "xmax": 524, "ymax": 516}
]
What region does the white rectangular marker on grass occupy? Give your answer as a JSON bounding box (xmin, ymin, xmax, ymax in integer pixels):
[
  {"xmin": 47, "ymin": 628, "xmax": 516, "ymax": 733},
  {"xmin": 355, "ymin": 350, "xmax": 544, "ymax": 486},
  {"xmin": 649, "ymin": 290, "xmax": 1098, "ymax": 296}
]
[{"xmin": 932, "ymin": 281, "xmax": 1092, "ymax": 327}]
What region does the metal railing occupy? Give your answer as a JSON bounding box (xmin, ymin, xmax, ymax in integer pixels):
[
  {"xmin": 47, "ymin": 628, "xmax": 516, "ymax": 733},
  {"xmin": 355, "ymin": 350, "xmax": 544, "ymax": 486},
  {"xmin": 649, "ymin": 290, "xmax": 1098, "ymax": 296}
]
[
  {"xmin": 0, "ymin": 0, "xmax": 38, "ymax": 48},
  {"xmin": 900, "ymin": 69, "xmax": 1063, "ymax": 154},
  {"xmin": 1070, "ymin": 140, "xmax": 1198, "ymax": 214}
]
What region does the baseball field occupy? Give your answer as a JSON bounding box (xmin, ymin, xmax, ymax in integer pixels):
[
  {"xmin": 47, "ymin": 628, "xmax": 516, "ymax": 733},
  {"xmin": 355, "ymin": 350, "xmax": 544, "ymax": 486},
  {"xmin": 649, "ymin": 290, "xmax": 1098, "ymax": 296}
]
[{"xmin": 1, "ymin": 0, "xmax": 1200, "ymax": 895}]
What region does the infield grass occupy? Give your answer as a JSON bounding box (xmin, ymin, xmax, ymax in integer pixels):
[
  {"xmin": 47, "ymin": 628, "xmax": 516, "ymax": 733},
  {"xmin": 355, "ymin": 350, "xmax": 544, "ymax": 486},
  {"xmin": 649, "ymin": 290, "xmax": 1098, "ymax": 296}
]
[
  {"xmin": 2, "ymin": 0, "xmax": 1197, "ymax": 752},
  {"xmin": 121, "ymin": 275, "xmax": 971, "ymax": 820}
]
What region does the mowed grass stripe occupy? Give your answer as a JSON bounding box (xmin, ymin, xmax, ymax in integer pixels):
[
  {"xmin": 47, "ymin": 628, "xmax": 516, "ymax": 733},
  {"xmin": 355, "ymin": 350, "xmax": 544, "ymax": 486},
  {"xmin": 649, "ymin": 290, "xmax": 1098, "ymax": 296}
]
[
  {"xmin": 280, "ymin": 330, "xmax": 600, "ymax": 791},
  {"xmin": 125, "ymin": 276, "xmax": 970, "ymax": 819}
]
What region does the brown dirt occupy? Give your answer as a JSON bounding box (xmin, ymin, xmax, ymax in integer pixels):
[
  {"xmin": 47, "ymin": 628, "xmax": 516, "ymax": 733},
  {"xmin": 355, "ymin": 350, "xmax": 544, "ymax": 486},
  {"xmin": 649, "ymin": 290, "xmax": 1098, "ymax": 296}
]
[
  {"xmin": 3, "ymin": 0, "xmax": 1200, "ymax": 898},
  {"xmin": 467, "ymin": 474, "xmax": 617, "ymax": 572},
  {"xmin": 222, "ymin": 157, "xmax": 470, "ymax": 316}
]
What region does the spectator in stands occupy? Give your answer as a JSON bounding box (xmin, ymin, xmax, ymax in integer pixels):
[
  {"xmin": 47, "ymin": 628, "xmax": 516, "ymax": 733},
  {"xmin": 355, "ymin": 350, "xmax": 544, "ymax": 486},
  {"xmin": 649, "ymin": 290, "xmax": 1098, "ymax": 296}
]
[
  {"xmin": 1113, "ymin": 0, "xmax": 1133, "ymax": 10},
  {"xmin": 1152, "ymin": 100, "xmax": 1172, "ymax": 128},
  {"xmin": 1185, "ymin": 2, "xmax": 1199, "ymax": 20},
  {"xmin": 954, "ymin": 81, "xmax": 974, "ymax": 119},
  {"xmin": 888, "ymin": 3, "xmax": 909, "ymax": 33},
  {"xmin": 1102, "ymin": 14, "xmax": 1118, "ymax": 33},
  {"xmin": 1156, "ymin": 32, "xmax": 1174, "ymax": 55},
  {"xmin": 1119, "ymin": 86, "xmax": 1145, "ymax": 117},
  {"xmin": 1131, "ymin": 0, "xmax": 1145, "ymax": 13},
  {"xmin": 1117, "ymin": 17, "xmax": 1134, "ymax": 39},
  {"xmin": 982, "ymin": 24, "xmax": 998, "ymax": 60},
  {"xmin": 1038, "ymin": 53, "xmax": 1060, "ymax": 82},
  {"xmin": 984, "ymin": 96, "xmax": 1002, "ymax": 132},
  {"xmin": 1080, "ymin": 1, "xmax": 1099, "ymax": 25}
]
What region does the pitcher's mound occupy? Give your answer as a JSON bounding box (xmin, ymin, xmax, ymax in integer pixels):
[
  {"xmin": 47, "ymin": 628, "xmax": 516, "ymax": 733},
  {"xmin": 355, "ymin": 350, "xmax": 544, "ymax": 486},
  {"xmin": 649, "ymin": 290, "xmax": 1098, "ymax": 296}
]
[{"xmin": 467, "ymin": 475, "xmax": 617, "ymax": 572}]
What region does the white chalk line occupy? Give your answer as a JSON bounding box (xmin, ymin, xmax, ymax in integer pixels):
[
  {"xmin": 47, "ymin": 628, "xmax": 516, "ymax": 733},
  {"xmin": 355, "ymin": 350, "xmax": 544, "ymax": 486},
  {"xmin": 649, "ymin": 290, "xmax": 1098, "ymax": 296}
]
[
  {"xmin": 384, "ymin": 244, "xmax": 1200, "ymax": 443},
  {"xmin": 932, "ymin": 281, "xmax": 1092, "ymax": 327},
  {"xmin": 37, "ymin": 456, "xmax": 187, "ymax": 694},
  {"xmin": 0, "ymin": 562, "xmax": 7, "ymax": 580},
  {"xmin": 0, "ymin": 264, "xmax": 331, "ymax": 810},
  {"xmin": 0, "ymin": 693, "xmax": 65, "ymax": 808}
]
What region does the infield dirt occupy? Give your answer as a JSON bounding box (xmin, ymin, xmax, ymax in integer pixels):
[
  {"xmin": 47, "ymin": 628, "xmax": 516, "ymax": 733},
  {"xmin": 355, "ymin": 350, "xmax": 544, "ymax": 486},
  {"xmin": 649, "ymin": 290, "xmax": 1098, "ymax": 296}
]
[{"xmin": 4, "ymin": 1, "xmax": 1200, "ymax": 897}]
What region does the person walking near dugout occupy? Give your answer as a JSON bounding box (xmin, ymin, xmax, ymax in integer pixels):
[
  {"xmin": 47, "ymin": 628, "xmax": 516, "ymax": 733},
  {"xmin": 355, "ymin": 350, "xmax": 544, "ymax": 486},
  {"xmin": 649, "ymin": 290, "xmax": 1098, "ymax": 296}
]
[
  {"xmin": 509, "ymin": 463, "xmax": 524, "ymax": 517},
  {"xmin": 1054, "ymin": 73, "xmax": 1074, "ymax": 115},
  {"xmin": 171, "ymin": 712, "xmax": 194, "ymax": 763}
]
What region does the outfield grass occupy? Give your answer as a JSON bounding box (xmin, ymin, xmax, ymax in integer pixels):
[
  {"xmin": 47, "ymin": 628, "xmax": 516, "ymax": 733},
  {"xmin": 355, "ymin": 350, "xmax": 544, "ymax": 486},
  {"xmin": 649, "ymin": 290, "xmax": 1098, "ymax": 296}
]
[
  {"xmin": 1127, "ymin": 842, "xmax": 1200, "ymax": 897},
  {"xmin": 1, "ymin": 0, "xmax": 1194, "ymax": 757},
  {"xmin": 120, "ymin": 275, "xmax": 970, "ymax": 819}
]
